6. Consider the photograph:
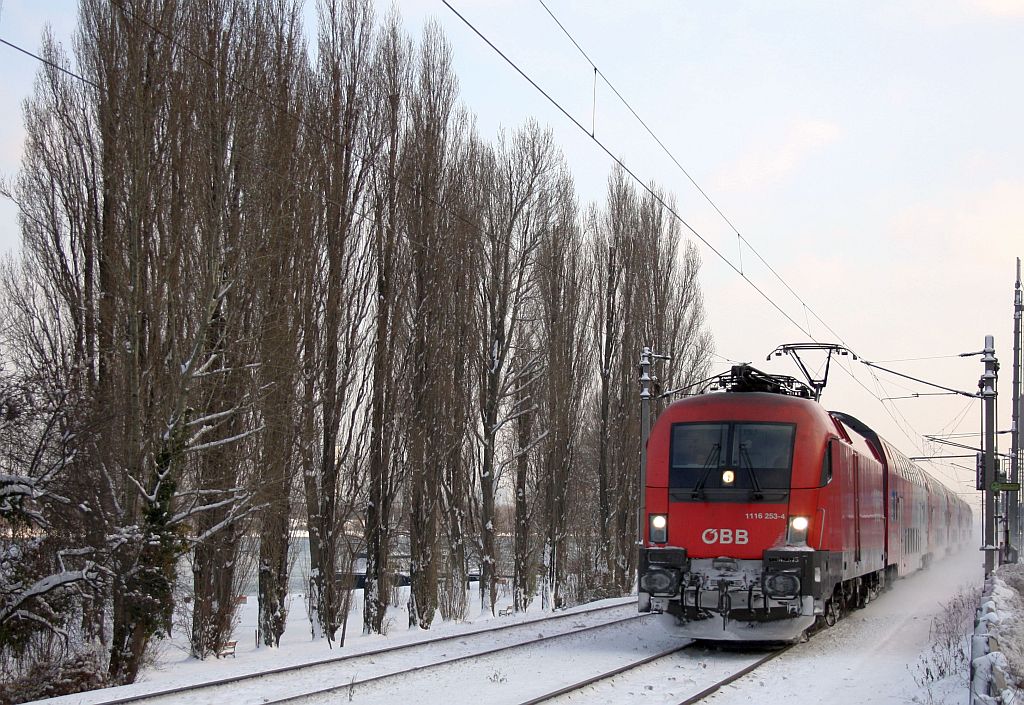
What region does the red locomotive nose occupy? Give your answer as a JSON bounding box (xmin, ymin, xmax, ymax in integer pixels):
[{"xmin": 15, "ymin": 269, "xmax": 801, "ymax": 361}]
[
  {"xmin": 645, "ymin": 397, "xmax": 807, "ymax": 559},
  {"xmin": 676, "ymin": 504, "xmax": 789, "ymax": 560}
]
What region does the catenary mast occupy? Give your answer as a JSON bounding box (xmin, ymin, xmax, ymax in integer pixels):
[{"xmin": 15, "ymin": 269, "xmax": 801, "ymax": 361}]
[{"xmin": 1011, "ymin": 259, "xmax": 1022, "ymax": 556}]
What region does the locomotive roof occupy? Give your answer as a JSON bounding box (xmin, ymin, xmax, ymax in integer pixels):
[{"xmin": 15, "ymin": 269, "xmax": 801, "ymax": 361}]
[{"xmin": 662, "ymin": 388, "xmax": 831, "ymax": 425}]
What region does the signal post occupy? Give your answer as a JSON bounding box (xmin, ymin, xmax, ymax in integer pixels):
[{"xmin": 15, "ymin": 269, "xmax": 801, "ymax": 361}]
[{"xmin": 638, "ymin": 346, "xmax": 670, "ymax": 542}]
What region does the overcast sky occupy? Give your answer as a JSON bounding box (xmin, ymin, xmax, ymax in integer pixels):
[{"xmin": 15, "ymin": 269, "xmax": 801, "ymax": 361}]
[{"xmin": 2, "ymin": 1, "xmax": 1022, "ymax": 501}]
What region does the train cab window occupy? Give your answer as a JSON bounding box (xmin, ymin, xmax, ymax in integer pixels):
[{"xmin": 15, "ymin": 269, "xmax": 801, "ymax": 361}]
[
  {"xmin": 732, "ymin": 424, "xmax": 794, "ymax": 487},
  {"xmin": 669, "ymin": 423, "xmax": 728, "ymax": 488},
  {"xmin": 669, "ymin": 422, "xmax": 795, "ymax": 502}
]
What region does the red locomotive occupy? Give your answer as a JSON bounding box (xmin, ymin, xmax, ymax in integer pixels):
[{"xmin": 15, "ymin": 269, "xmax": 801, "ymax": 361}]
[{"xmin": 638, "ymin": 364, "xmax": 973, "ymax": 641}]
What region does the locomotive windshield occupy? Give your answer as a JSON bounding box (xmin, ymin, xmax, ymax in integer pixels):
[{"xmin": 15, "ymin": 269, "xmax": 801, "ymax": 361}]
[{"xmin": 669, "ymin": 422, "xmax": 795, "ymax": 502}]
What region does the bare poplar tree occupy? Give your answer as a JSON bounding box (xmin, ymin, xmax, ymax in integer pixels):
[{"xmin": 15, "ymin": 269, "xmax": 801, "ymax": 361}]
[
  {"xmin": 471, "ymin": 121, "xmax": 555, "ymax": 615},
  {"xmin": 533, "ymin": 168, "xmax": 590, "ymax": 610},
  {"xmin": 510, "ymin": 336, "xmax": 540, "ymax": 613},
  {"xmin": 362, "ymin": 9, "xmax": 413, "ymax": 635},
  {"xmin": 434, "ymin": 130, "xmax": 482, "ymax": 624},
  {"xmin": 402, "ymin": 21, "xmax": 469, "ymax": 629},
  {"xmin": 593, "ymin": 167, "xmax": 636, "ymax": 592},
  {"xmin": 242, "ymin": 0, "xmax": 311, "ymax": 649},
  {"xmin": 7, "ymin": 0, "xmax": 264, "ymax": 680},
  {"xmin": 302, "ymin": 0, "xmax": 376, "ymax": 643},
  {"xmin": 591, "ymin": 168, "xmax": 713, "ymax": 594},
  {"xmin": 176, "ymin": 0, "xmax": 268, "ymax": 660}
]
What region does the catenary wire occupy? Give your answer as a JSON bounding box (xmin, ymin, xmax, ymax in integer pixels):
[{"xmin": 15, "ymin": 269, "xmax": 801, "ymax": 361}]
[
  {"xmin": 531, "ymin": 1, "xmax": 847, "ymax": 346},
  {"xmin": 534, "ymin": 0, "xmax": 743, "ymax": 237},
  {"xmin": 442, "ymin": 0, "xmax": 815, "ymax": 343},
  {"xmin": 0, "ymin": 35, "xmax": 99, "ymax": 89},
  {"xmin": 445, "ymin": 1, "xmax": 977, "ymax": 487},
  {"xmin": 523, "ymin": 0, "xmax": 982, "ymax": 470}
]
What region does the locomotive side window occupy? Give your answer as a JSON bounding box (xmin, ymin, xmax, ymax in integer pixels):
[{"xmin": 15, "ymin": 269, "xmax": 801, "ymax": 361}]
[
  {"xmin": 820, "ymin": 440, "xmax": 834, "ymax": 486},
  {"xmin": 669, "ymin": 422, "xmax": 794, "ymax": 502}
]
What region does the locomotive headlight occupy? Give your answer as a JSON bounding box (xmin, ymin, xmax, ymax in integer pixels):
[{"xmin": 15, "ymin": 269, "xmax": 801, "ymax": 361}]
[
  {"xmin": 650, "ymin": 514, "xmax": 668, "ymax": 544},
  {"xmin": 788, "ymin": 515, "xmax": 809, "ymax": 545},
  {"xmin": 721, "ymin": 469, "xmax": 735, "ymax": 485}
]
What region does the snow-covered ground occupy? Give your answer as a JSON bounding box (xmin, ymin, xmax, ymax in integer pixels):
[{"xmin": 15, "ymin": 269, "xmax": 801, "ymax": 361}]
[
  {"xmin": 705, "ymin": 544, "xmax": 984, "ymax": 705},
  {"xmin": 41, "ymin": 586, "xmax": 643, "ymax": 705},
  {"xmin": 37, "ymin": 545, "xmax": 989, "ymax": 705}
]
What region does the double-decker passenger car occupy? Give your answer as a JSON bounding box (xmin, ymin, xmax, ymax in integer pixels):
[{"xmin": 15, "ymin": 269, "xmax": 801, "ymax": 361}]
[{"xmin": 638, "ymin": 365, "xmax": 972, "ymax": 641}]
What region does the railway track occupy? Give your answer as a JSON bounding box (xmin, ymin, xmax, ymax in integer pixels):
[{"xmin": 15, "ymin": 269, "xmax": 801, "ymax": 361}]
[
  {"xmin": 70, "ymin": 599, "xmax": 641, "ymax": 705},
  {"xmin": 287, "ymin": 616, "xmax": 791, "ymax": 705},
  {"xmin": 57, "ymin": 600, "xmax": 797, "ymax": 705},
  {"xmin": 672, "ymin": 645, "xmax": 791, "ymax": 705},
  {"xmin": 516, "ymin": 634, "xmax": 792, "ymax": 705},
  {"xmin": 274, "ymin": 608, "xmax": 654, "ymax": 705}
]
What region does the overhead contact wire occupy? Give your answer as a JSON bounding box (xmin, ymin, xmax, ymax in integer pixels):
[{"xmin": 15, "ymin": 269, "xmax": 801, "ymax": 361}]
[
  {"xmin": 442, "ymin": 0, "xmax": 815, "ymax": 343},
  {"xmin": 451, "ymin": 1, "xmax": 968, "ymax": 471},
  {"xmin": 534, "ymin": 0, "xmax": 841, "ymax": 344}
]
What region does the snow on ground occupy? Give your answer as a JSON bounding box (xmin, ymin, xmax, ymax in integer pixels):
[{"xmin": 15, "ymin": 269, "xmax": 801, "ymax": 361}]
[
  {"xmin": 37, "ymin": 546, "xmax": 992, "ymax": 705},
  {"xmin": 39, "ymin": 585, "xmax": 635, "ymax": 705},
  {"xmin": 301, "ymin": 616, "xmax": 741, "ymax": 705},
  {"xmin": 704, "ymin": 545, "xmax": 983, "ymax": 705}
]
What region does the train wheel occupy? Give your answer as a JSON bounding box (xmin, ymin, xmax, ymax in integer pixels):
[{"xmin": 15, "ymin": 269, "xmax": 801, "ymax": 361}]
[
  {"xmin": 824, "ymin": 599, "xmax": 839, "ymax": 627},
  {"xmin": 867, "ymin": 573, "xmax": 882, "ymax": 603}
]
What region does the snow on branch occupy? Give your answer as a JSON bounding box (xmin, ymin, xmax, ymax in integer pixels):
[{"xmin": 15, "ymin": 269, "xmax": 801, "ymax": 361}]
[
  {"xmin": 186, "ymin": 498, "xmax": 263, "ymax": 547},
  {"xmin": 185, "ymin": 407, "xmax": 241, "ymax": 428},
  {"xmin": 169, "ymin": 490, "xmax": 251, "ymax": 526},
  {"xmin": 1, "ymin": 468, "xmax": 71, "ymax": 527},
  {"xmin": 184, "ymin": 424, "xmax": 264, "ymax": 453},
  {"xmin": 0, "ymin": 564, "xmax": 98, "ymax": 627},
  {"xmin": 192, "ymin": 362, "xmax": 262, "ymax": 379},
  {"xmin": 496, "ymin": 430, "xmax": 549, "ymax": 474}
]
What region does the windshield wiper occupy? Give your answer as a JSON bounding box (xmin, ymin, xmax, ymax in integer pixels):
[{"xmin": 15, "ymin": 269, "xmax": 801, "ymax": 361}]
[
  {"xmin": 739, "ymin": 445, "xmax": 764, "ymax": 500},
  {"xmin": 691, "ymin": 444, "xmax": 721, "ymax": 499}
]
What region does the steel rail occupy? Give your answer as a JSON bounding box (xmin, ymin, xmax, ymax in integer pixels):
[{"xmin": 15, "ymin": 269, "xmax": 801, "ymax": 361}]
[
  {"xmin": 516, "ymin": 641, "xmax": 694, "ymax": 705},
  {"xmin": 514, "ymin": 640, "xmax": 793, "ymax": 705},
  {"xmin": 79, "ymin": 598, "xmax": 638, "ymax": 705},
  {"xmin": 675, "ymin": 645, "xmax": 792, "ymax": 704},
  {"xmin": 258, "ymin": 612, "xmax": 653, "ymax": 705}
]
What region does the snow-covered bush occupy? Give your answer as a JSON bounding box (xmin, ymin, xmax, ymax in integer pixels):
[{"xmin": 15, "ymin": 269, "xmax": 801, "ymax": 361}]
[
  {"xmin": 977, "ymin": 563, "xmax": 1024, "ymax": 698},
  {"xmin": 912, "ymin": 583, "xmax": 980, "ymax": 693},
  {"xmin": 1, "ymin": 637, "xmax": 111, "ymax": 705},
  {"xmin": 0, "ymin": 369, "xmax": 107, "ymax": 702}
]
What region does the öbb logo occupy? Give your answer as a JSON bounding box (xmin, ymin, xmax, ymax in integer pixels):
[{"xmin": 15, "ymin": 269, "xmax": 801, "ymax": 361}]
[{"xmin": 701, "ymin": 528, "xmax": 749, "ymax": 545}]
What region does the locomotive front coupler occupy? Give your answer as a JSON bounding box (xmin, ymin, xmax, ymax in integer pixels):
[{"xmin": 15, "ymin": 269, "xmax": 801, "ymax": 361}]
[{"xmin": 717, "ymin": 579, "xmax": 733, "ymax": 628}]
